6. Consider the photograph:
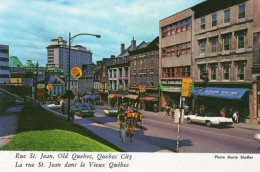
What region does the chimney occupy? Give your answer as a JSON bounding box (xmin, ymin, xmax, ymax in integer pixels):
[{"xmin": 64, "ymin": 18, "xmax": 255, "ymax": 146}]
[
  {"xmin": 131, "ymin": 37, "xmax": 136, "ymax": 50},
  {"xmin": 120, "ymin": 44, "xmax": 125, "ymax": 54},
  {"xmin": 110, "ymin": 55, "xmax": 115, "ymax": 59}
]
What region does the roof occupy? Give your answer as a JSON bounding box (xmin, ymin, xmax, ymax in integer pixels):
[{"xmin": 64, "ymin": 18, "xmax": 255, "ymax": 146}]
[
  {"xmin": 9, "ymin": 56, "xmax": 24, "ymax": 67},
  {"xmin": 24, "ymin": 60, "xmax": 35, "ymax": 67}
]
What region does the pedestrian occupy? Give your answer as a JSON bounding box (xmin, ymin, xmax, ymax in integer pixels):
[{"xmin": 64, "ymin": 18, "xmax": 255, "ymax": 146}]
[
  {"xmin": 128, "ymin": 121, "xmax": 135, "ymax": 142},
  {"xmin": 199, "ymin": 105, "xmax": 205, "ymax": 114},
  {"xmin": 233, "ymin": 109, "xmax": 239, "ymax": 124},
  {"xmin": 120, "ymin": 117, "xmax": 127, "ymax": 143},
  {"xmin": 220, "ymin": 107, "xmax": 226, "ymax": 117},
  {"xmin": 166, "ymin": 105, "xmax": 170, "ymax": 116},
  {"xmin": 171, "ymin": 104, "xmax": 177, "ymax": 119},
  {"xmin": 154, "ymin": 103, "xmax": 158, "ymax": 113},
  {"xmin": 228, "ymin": 106, "xmax": 234, "ymax": 118}
]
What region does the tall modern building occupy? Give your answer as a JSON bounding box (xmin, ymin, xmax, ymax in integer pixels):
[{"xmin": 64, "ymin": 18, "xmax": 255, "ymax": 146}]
[
  {"xmin": 0, "ymin": 44, "xmax": 10, "ymax": 83},
  {"xmin": 46, "ymin": 37, "xmax": 92, "ymax": 76}
]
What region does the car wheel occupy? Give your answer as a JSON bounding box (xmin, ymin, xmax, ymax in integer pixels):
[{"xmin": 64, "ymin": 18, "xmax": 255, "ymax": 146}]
[
  {"xmin": 206, "ymin": 121, "xmax": 212, "ymax": 127},
  {"xmin": 187, "ymin": 118, "xmax": 192, "ymax": 124}
]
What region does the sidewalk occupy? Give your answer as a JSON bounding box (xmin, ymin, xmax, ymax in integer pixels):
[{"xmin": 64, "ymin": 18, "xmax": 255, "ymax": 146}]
[
  {"xmin": 140, "ymin": 109, "xmax": 260, "ymax": 132},
  {"xmin": 0, "ymin": 105, "xmax": 24, "ymax": 147}
]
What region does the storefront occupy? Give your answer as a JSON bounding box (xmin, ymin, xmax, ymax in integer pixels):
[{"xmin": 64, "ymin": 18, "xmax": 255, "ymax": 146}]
[{"xmin": 192, "ymin": 87, "xmax": 249, "ymax": 122}]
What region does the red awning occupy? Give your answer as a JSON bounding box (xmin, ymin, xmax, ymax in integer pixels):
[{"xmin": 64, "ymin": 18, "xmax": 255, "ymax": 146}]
[{"xmin": 139, "ymin": 96, "xmax": 157, "ymax": 101}]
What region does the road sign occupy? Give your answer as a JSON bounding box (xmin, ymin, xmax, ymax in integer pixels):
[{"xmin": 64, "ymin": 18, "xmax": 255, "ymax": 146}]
[
  {"xmin": 181, "ymin": 78, "xmax": 192, "ymax": 97},
  {"xmin": 46, "ymin": 84, "xmax": 53, "ymax": 90},
  {"xmin": 71, "ymin": 67, "xmax": 82, "ymax": 78}
]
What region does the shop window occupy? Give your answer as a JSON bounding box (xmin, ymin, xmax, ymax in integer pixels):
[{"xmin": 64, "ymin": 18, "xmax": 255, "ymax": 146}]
[
  {"xmin": 212, "ymin": 13, "xmax": 217, "ymax": 27},
  {"xmin": 201, "ymin": 17, "xmax": 205, "ymax": 30},
  {"xmin": 237, "ymin": 33, "xmax": 245, "ymax": 49},
  {"xmin": 238, "ymin": 4, "xmax": 245, "ymax": 19},
  {"xmin": 211, "ymin": 38, "xmax": 217, "ymax": 53},
  {"xmin": 200, "ymin": 41, "xmax": 206, "ymax": 54},
  {"xmin": 237, "ymin": 63, "xmax": 245, "ymax": 81},
  {"xmin": 224, "ymin": 9, "xmax": 230, "ymax": 23}
]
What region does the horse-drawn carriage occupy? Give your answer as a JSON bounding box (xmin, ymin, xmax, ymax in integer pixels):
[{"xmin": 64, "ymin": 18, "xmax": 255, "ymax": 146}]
[{"xmin": 117, "ymin": 107, "xmax": 143, "ymax": 128}]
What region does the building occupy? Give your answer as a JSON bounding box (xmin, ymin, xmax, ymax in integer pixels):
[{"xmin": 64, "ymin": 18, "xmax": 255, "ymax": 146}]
[
  {"xmin": 46, "ymin": 37, "xmax": 92, "ymax": 76},
  {"xmin": 0, "ymin": 44, "xmax": 10, "ymax": 83},
  {"xmin": 129, "ymin": 36, "xmax": 160, "ymax": 111},
  {"xmin": 159, "ymin": 8, "xmax": 193, "ymax": 110},
  {"xmin": 191, "ymin": 0, "xmax": 259, "ymax": 123}
]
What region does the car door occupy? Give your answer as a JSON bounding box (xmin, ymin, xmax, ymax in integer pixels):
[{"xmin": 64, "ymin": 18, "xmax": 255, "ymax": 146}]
[{"xmin": 196, "ymin": 113, "xmax": 206, "ymax": 124}]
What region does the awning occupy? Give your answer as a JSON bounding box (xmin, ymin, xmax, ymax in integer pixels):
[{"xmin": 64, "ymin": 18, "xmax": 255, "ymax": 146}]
[
  {"xmin": 108, "ymin": 94, "xmax": 116, "ymax": 98},
  {"xmin": 115, "ymin": 94, "xmax": 125, "ymax": 97},
  {"xmin": 84, "ymin": 94, "xmax": 100, "ymax": 99},
  {"xmin": 192, "ymin": 87, "xmax": 248, "ymax": 100},
  {"xmin": 139, "ymin": 96, "xmax": 157, "ymax": 101},
  {"xmin": 124, "ymin": 94, "xmax": 138, "ymax": 99}
]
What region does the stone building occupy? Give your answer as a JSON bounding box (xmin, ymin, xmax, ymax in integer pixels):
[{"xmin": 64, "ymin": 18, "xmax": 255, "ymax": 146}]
[{"xmin": 191, "ymin": 0, "xmax": 259, "ymax": 123}]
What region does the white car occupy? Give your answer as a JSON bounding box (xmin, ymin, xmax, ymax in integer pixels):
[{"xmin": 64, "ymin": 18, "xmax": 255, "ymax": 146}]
[{"xmin": 184, "ymin": 112, "xmax": 233, "ymax": 127}]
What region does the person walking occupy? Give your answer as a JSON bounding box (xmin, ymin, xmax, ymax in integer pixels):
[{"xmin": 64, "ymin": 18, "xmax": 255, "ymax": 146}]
[
  {"xmin": 220, "ymin": 107, "xmax": 226, "ymax": 117},
  {"xmin": 154, "ymin": 103, "xmax": 158, "ymax": 113},
  {"xmin": 233, "ymin": 109, "xmax": 239, "ymax": 124},
  {"xmin": 166, "ymin": 105, "xmax": 170, "ymax": 116},
  {"xmin": 120, "ymin": 117, "xmax": 127, "ymax": 143},
  {"xmin": 128, "ymin": 121, "xmax": 135, "ymax": 142}
]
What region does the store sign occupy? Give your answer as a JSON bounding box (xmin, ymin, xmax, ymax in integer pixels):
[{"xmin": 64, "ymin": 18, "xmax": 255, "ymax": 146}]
[
  {"xmin": 71, "ymin": 67, "xmax": 82, "ymax": 78},
  {"xmin": 181, "ymin": 78, "xmax": 192, "ymax": 97},
  {"xmin": 37, "ymin": 84, "xmax": 45, "ymax": 89},
  {"xmin": 46, "ymin": 84, "xmax": 53, "ymax": 90}
]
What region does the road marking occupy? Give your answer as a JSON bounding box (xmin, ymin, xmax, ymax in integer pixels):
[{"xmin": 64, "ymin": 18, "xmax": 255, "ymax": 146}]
[{"xmin": 144, "ymin": 118, "xmax": 256, "ymax": 143}]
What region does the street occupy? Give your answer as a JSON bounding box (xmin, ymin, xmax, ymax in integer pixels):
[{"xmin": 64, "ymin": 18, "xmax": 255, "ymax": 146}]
[{"xmin": 70, "ymin": 106, "xmax": 260, "ymax": 153}]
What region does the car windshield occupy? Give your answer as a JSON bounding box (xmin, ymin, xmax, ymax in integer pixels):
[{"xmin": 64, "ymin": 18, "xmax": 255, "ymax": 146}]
[{"xmin": 206, "ymin": 112, "xmax": 222, "ymax": 117}]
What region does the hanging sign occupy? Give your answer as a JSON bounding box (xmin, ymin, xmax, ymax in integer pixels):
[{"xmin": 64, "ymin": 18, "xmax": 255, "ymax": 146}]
[
  {"xmin": 46, "ymin": 84, "xmax": 53, "ymax": 90},
  {"xmin": 71, "ymin": 67, "xmax": 82, "ymax": 78}
]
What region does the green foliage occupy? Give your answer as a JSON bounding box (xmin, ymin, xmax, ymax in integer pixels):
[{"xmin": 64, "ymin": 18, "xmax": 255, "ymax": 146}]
[
  {"xmin": 62, "ymin": 90, "xmax": 75, "ymax": 100},
  {"xmin": 0, "ymin": 105, "xmax": 122, "ymax": 151}
]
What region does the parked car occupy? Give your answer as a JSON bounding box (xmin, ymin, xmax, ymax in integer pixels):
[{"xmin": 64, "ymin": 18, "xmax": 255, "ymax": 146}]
[
  {"xmin": 104, "ymin": 107, "xmax": 118, "ymax": 116},
  {"xmin": 85, "ymin": 102, "xmax": 95, "ymax": 110},
  {"xmin": 74, "ymin": 107, "xmax": 95, "ymax": 117},
  {"xmin": 184, "ymin": 112, "xmax": 233, "ymax": 127},
  {"xmin": 70, "ymin": 104, "xmax": 80, "ymax": 114}
]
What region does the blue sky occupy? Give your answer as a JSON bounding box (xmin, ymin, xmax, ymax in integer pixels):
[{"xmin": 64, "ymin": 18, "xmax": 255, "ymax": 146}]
[{"xmin": 0, "ymin": 0, "xmax": 203, "ymax": 66}]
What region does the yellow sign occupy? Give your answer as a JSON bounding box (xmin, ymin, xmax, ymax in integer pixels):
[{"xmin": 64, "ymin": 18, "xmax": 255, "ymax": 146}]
[
  {"xmin": 71, "ymin": 67, "xmax": 82, "ymax": 78},
  {"xmin": 46, "ymin": 84, "xmax": 53, "ymax": 90},
  {"xmin": 181, "ymin": 78, "xmax": 192, "ymax": 97}
]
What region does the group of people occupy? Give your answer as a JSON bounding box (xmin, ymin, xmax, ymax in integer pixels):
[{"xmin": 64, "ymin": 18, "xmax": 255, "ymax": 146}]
[{"xmin": 165, "ymin": 104, "xmax": 178, "ymax": 119}]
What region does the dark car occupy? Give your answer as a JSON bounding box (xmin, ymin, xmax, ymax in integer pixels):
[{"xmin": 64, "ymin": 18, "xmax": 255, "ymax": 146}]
[{"xmin": 74, "ymin": 107, "xmax": 95, "ymax": 117}]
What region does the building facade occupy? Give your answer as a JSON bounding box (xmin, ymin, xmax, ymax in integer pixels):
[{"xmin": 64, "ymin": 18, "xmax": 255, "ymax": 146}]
[
  {"xmin": 159, "ymin": 8, "xmax": 193, "ymax": 110},
  {"xmin": 0, "ymin": 44, "xmax": 10, "ymax": 83},
  {"xmin": 129, "ymin": 36, "xmax": 160, "ymax": 111},
  {"xmin": 191, "ymin": 0, "xmax": 258, "ymax": 123},
  {"xmin": 46, "ymin": 37, "xmax": 92, "ymax": 76}
]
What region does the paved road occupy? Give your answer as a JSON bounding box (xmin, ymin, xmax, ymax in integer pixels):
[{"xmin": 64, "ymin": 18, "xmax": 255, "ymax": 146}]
[{"xmin": 70, "ymin": 106, "xmax": 260, "ymax": 153}]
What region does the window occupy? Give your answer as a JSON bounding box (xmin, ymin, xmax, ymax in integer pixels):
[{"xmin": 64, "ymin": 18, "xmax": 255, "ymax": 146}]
[
  {"xmin": 210, "ymin": 65, "xmax": 217, "ymax": 80},
  {"xmin": 134, "ymin": 59, "xmax": 136, "ymax": 70},
  {"xmin": 223, "ymin": 64, "xmax": 230, "ymax": 80},
  {"xmin": 237, "ymin": 33, "xmax": 245, "ymax": 49},
  {"xmin": 150, "ymin": 74, "xmax": 154, "ymax": 86},
  {"xmin": 212, "ymin": 14, "xmax": 217, "ymax": 27},
  {"xmin": 200, "ymin": 41, "xmax": 206, "ymax": 54},
  {"xmin": 224, "ymin": 9, "xmax": 230, "ymax": 23},
  {"xmin": 211, "ymin": 38, "xmax": 217, "ymax": 53},
  {"xmin": 140, "ymin": 75, "xmax": 143, "ymax": 85},
  {"xmin": 150, "ymin": 55, "xmax": 154, "ymax": 68},
  {"xmin": 238, "ymin": 4, "xmax": 245, "ymax": 19},
  {"xmin": 140, "ymin": 58, "xmax": 142, "ymax": 69},
  {"xmin": 113, "ymin": 70, "xmax": 116, "ymax": 78},
  {"xmin": 125, "ymin": 67, "xmax": 128, "ymax": 76},
  {"xmin": 119, "ymin": 68, "xmax": 122, "ymax": 77},
  {"xmin": 143, "ymin": 57, "xmax": 146, "ymax": 68},
  {"xmin": 201, "ymin": 17, "xmax": 205, "ymax": 30},
  {"xmin": 162, "ymin": 18, "xmax": 191, "ymax": 38},
  {"xmin": 199, "ymin": 65, "xmax": 206, "ymax": 80},
  {"xmin": 143, "ymin": 74, "xmax": 146, "ymax": 85},
  {"xmin": 237, "ymin": 63, "xmax": 245, "ymax": 80},
  {"xmin": 133, "ymin": 74, "xmax": 136, "ymax": 85},
  {"xmin": 223, "ymin": 37, "xmax": 230, "ymax": 51}
]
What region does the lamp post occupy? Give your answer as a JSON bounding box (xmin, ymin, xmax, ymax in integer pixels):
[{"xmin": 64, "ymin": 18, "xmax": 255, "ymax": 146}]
[{"xmin": 67, "ymin": 32, "xmax": 101, "ymax": 121}]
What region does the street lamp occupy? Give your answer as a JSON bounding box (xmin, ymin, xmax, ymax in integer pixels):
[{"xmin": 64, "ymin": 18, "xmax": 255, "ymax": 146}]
[{"xmin": 67, "ymin": 32, "xmax": 101, "ymax": 121}]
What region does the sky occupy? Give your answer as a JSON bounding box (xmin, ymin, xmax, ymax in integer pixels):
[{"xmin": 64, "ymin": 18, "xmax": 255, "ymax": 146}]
[{"xmin": 0, "ymin": 0, "xmax": 203, "ymax": 66}]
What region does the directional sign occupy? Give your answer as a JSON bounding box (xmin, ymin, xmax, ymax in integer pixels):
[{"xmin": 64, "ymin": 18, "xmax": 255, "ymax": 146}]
[
  {"xmin": 71, "ymin": 67, "xmax": 82, "ymax": 78},
  {"xmin": 46, "ymin": 84, "xmax": 53, "ymax": 90},
  {"xmin": 181, "ymin": 78, "xmax": 192, "ymax": 97}
]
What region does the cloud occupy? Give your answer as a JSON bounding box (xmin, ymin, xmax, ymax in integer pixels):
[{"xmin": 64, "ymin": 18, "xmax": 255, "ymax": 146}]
[{"xmin": 0, "ymin": 0, "xmax": 203, "ymax": 66}]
